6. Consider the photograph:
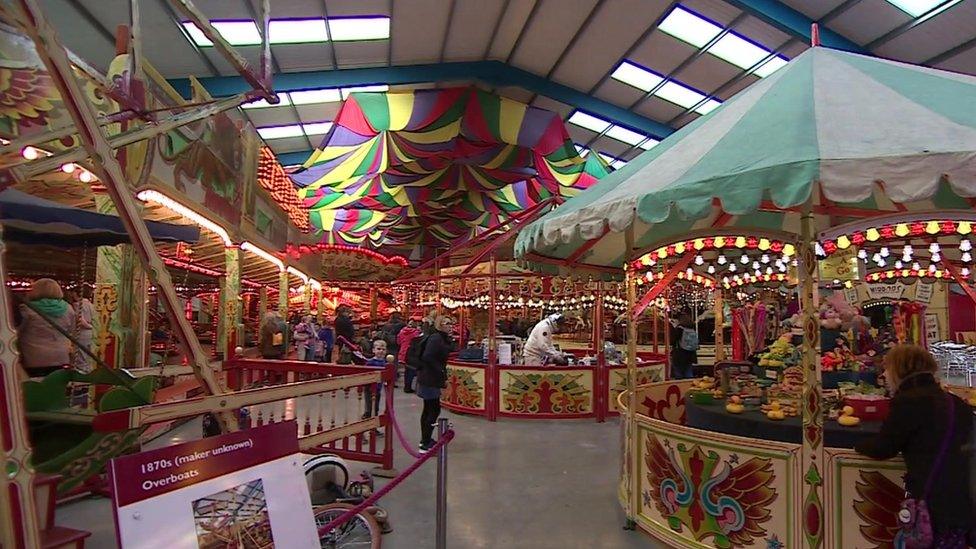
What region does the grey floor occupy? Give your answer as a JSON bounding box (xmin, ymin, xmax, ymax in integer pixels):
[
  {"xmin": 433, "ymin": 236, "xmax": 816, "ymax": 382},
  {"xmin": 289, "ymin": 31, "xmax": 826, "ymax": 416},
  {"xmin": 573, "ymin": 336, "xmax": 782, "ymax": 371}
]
[{"xmin": 57, "ymin": 390, "xmax": 659, "ymax": 548}]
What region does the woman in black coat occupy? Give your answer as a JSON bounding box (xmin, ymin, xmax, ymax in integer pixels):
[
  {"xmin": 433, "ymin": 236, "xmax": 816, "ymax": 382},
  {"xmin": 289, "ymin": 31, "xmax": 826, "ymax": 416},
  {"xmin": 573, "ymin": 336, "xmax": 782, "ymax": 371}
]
[
  {"xmin": 855, "ymin": 345, "xmax": 973, "ymax": 547},
  {"xmin": 416, "ymin": 315, "xmax": 454, "ymax": 452},
  {"xmin": 669, "ymin": 313, "xmax": 698, "ymax": 379}
]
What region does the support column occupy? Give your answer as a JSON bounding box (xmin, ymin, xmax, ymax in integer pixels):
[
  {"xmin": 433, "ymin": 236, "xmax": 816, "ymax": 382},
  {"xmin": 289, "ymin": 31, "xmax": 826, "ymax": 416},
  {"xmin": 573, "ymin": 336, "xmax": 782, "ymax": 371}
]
[
  {"xmin": 487, "ymin": 255, "xmax": 498, "ymax": 421},
  {"xmin": 93, "ymin": 194, "xmax": 148, "ymax": 369},
  {"xmin": 278, "ymin": 270, "xmax": 288, "ymax": 317},
  {"xmin": 593, "ymin": 282, "xmax": 605, "ymax": 365},
  {"xmin": 219, "ymin": 246, "xmax": 242, "ymax": 357},
  {"xmin": 258, "ymin": 286, "xmax": 268, "ymax": 321},
  {"xmin": 624, "ymin": 225, "xmax": 639, "ymax": 526},
  {"xmin": 798, "ymin": 205, "xmax": 824, "ymax": 549},
  {"xmin": 0, "ymin": 224, "xmax": 42, "ymax": 548},
  {"xmin": 714, "ymin": 289, "xmax": 726, "ymax": 363}
]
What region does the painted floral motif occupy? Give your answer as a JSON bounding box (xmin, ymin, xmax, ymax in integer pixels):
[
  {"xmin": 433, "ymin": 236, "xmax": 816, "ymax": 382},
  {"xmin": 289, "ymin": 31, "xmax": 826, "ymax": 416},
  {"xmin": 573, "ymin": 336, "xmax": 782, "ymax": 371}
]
[
  {"xmin": 853, "ymin": 470, "xmax": 903, "ymax": 549},
  {"xmin": 641, "ymin": 382, "xmax": 687, "ymax": 425},
  {"xmin": 644, "ymin": 432, "xmax": 777, "ymax": 548},
  {"xmin": 443, "ymin": 367, "xmax": 484, "ymax": 409},
  {"xmin": 502, "ymin": 372, "xmax": 590, "ymax": 414},
  {"xmin": 609, "ymin": 365, "xmax": 665, "ymax": 412}
]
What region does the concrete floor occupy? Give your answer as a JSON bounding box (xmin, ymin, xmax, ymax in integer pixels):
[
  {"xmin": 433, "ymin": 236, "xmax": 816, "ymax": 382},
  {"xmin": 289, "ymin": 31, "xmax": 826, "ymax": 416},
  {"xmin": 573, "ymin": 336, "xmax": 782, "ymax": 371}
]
[{"xmin": 57, "ymin": 390, "xmax": 659, "ymax": 548}]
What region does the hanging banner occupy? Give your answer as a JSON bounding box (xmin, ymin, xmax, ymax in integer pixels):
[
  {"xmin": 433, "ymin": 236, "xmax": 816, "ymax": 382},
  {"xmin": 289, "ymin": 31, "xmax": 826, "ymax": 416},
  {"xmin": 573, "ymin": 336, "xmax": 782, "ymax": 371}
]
[
  {"xmin": 819, "ymin": 247, "xmax": 859, "ymax": 282},
  {"xmin": 109, "ymin": 421, "xmax": 318, "ymax": 549},
  {"xmin": 866, "ymin": 283, "xmax": 905, "ymax": 300},
  {"xmin": 843, "ymin": 286, "xmax": 859, "ymax": 305},
  {"xmin": 915, "ymin": 282, "xmax": 934, "ymax": 304},
  {"xmin": 924, "ymin": 313, "xmax": 939, "ymax": 343}
]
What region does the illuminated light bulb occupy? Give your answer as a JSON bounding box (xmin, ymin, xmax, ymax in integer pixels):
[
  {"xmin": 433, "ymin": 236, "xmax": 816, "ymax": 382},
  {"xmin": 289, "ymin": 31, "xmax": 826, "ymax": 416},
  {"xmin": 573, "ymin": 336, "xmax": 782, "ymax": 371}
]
[
  {"xmin": 766, "ymin": 267, "xmax": 773, "ymax": 275},
  {"xmin": 964, "ymin": 252, "xmax": 973, "ymax": 263},
  {"xmin": 963, "ymin": 268, "xmax": 971, "ymax": 277},
  {"xmin": 877, "ymin": 258, "xmax": 886, "ymax": 267},
  {"xmin": 21, "ymin": 146, "xmax": 38, "ymax": 160},
  {"xmin": 912, "ymin": 262, "xmax": 921, "ymax": 271},
  {"xmin": 958, "ymin": 222, "xmax": 972, "ymax": 235},
  {"xmin": 61, "ymin": 163, "xmax": 76, "ymax": 174},
  {"xmin": 929, "ymin": 242, "xmax": 941, "ymax": 254},
  {"xmin": 926, "ymin": 221, "xmax": 940, "ymax": 234},
  {"xmin": 872, "ymin": 253, "xmax": 882, "ymax": 263},
  {"xmin": 717, "ymin": 255, "xmax": 727, "ymax": 265},
  {"xmin": 707, "ymin": 265, "xmax": 716, "ymax": 274},
  {"xmin": 836, "ymin": 235, "xmax": 851, "ymax": 249},
  {"xmin": 694, "ymin": 255, "xmax": 704, "ymax": 265},
  {"xmin": 895, "ymin": 260, "xmax": 903, "ymax": 269},
  {"xmin": 734, "ymin": 236, "xmax": 746, "ymax": 248},
  {"xmin": 815, "ymin": 242, "xmax": 825, "ymax": 256},
  {"xmin": 740, "ymin": 254, "xmax": 749, "ymax": 264},
  {"xmin": 902, "ymin": 254, "xmax": 911, "ymax": 264},
  {"xmin": 962, "ymin": 240, "xmax": 973, "ymax": 252},
  {"xmin": 866, "ymin": 228, "xmax": 881, "ymax": 241},
  {"xmin": 880, "ymin": 247, "xmax": 889, "ymax": 257},
  {"xmin": 685, "ymin": 268, "xmax": 693, "ymax": 278},
  {"xmin": 752, "ymin": 261, "xmax": 760, "ymax": 270},
  {"xmin": 931, "ymin": 252, "xmax": 941, "ymax": 263},
  {"xmin": 79, "ymin": 170, "xmax": 92, "ymax": 183},
  {"xmin": 778, "ymin": 263, "xmax": 787, "ymax": 272},
  {"xmin": 894, "ymin": 224, "xmax": 909, "ymax": 237},
  {"xmin": 928, "ymin": 264, "xmax": 937, "ymax": 272},
  {"xmin": 857, "ymin": 249, "xmax": 867, "ymax": 260},
  {"xmin": 723, "ymin": 277, "xmax": 730, "ymax": 285},
  {"xmin": 844, "ymin": 280, "xmax": 853, "ymax": 289},
  {"xmin": 758, "ymin": 238, "xmax": 770, "ymax": 251},
  {"xmin": 761, "ymin": 254, "xmax": 770, "ymax": 264},
  {"xmin": 729, "ymin": 263, "xmax": 737, "ymax": 272}
]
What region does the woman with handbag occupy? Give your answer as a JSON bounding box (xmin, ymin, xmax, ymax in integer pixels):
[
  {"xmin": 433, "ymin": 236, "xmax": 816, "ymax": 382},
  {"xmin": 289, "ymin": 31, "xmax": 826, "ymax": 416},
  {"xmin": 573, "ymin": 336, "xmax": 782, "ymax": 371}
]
[{"xmin": 855, "ymin": 345, "xmax": 973, "ymax": 548}]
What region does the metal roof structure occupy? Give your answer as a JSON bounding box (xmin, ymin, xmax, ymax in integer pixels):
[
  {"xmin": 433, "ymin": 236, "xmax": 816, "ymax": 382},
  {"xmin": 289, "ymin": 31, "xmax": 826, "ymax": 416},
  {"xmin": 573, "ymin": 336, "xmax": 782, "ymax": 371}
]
[{"xmin": 42, "ymin": 0, "xmax": 976, "ymax": 169}]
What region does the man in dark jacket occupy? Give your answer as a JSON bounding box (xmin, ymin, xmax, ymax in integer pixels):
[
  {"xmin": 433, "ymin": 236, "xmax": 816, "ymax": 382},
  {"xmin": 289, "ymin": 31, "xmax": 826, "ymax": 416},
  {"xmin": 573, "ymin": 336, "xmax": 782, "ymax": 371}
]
[
  {"xmin": 334, "ymin": 306, "xmax": 356, "ymax": 364},
  {"xmin": 382, "ymin": 312, "xmax": 406, "ymax": 367},
  {"xmin": 416, "ymin": 316, "xmax": 454, "ymax": 452}
]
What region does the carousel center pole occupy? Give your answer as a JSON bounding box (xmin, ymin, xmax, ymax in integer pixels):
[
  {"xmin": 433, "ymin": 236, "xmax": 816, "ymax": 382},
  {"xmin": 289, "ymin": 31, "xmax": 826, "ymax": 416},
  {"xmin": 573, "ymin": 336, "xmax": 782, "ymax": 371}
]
[
  {"xmin": 798, "ymin": 200, "xmax": 825, "ymax": 549},
  {"xmin": 624, "ymin": 224, "xmax": 639, "ymax": 528},
  {"xmin": 487, "ymin": 253, "xmax": 498, "ymax": 421},
  {"xmin": 714, "ymin": 288, "xmax": 726, "ymax": 363}
]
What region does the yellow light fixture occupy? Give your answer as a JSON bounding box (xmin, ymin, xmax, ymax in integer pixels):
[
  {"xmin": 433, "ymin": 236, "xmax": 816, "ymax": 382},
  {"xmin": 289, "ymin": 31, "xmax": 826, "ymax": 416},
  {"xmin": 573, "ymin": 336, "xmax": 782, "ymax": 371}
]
[{"xmin": 137, "ymin": 190, "xmax": 233, "ymax": 246}]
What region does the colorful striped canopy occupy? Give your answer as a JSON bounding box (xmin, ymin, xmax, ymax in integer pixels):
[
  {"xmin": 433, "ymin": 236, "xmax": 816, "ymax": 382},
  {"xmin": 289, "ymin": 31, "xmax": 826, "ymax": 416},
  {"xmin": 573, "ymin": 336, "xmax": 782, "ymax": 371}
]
[
  {"xmin": 292, "ymin": 87, "xmax": 609, "ymax": 250},
  {"xmin": 516, "ymin": 47, "xmax": 976, "ymax": 269}
]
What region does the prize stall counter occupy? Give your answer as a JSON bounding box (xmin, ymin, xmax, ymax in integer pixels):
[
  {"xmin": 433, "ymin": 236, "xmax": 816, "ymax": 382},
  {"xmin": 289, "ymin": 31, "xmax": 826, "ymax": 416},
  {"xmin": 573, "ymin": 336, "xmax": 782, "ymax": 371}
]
[
  {"xmin": 618, "ymin": 379, "xmax": 973, "ymax": 549},
  {"xmin": 441, "ymin": 351, "xmax": 666, "ymax": 422}
]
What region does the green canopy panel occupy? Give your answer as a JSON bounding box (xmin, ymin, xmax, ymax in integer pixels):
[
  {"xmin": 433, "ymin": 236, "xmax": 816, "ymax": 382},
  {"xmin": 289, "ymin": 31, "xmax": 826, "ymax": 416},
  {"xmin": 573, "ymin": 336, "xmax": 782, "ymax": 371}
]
[{"xmin": 516, "ymin": 47, "xmax": 976, "ymax": 268}]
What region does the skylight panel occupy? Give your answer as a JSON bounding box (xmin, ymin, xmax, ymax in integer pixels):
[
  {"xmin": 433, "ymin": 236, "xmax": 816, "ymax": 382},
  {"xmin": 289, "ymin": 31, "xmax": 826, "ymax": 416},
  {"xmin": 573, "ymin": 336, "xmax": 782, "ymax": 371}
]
[
  {"xmin": 605, "ymin": 125, "xmax": 649, "ymax": 147},
  {"xmin": 885, "ymin": 0, "xmax": 947, "ymax": 16},
  {"xmin": 568, "ymin": 111, "xmax": 612, "ymax": 134},
  {"xmin": 575, "ymin": 145, "xmax": 590, "ymax": 158},
  {"xmin": 753, "ymin": 56, "xmax": 788, "ymax": 78},
  {"xmin": 288, "ymin": 88, "xmax": 342, "ymax": 105},
  {"xmin": 257, "ymin": 125, "xmax": 305, "ymax": 139},
  {"xmin": 655, "ymin": 81, "xmax": 706, "ymax": 110},
  {"xmin": 707, "ymin": 34, "xmax": 768, "ymax": 71},
  {"xmin": 340, "ymin": 85, "xmax": 390, "ymax": 99},
  {"xmin": 269, "ymin": 19, "xmax": 329, "ymax": 44},
  {"xmin": 242, "ymin": 94, "xmax": 292, "ymax": 109},
  {"xmin": 696, "ymin": 99, "xmax": 722, "ymax": 115},
  {"xmin": 639, "ymin": 139, "xmax": 659, "ymax": 150},
  {"xmin": 328, "ymin": 16, "xmax": 391, "ymax": 41},
  {"xmin": 611, "ymin": 61, "xmax": 664, "ymax": 92},
  {"xmin": 599, "ymin": 153, "xmax": 627, "ymax": 169},
  {"xmin": 302, "ymin": 122, "xmax": 334, "ymax": 135},
  {"xmin": 658, "ymin": 6, "xmax": 722, "ymax": 48},
  {"xmin": 182, "ymin": 21, "xmax": 261, "ymax": 47}
]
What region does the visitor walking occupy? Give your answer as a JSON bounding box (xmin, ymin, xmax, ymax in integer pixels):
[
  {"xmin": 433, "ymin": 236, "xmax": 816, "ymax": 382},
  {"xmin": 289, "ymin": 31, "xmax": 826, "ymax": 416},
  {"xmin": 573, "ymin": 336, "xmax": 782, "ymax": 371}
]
[
  {"xmin": 17, "ymin": 278, "xmax": 77, "ymax": 377},
  {"xmin": 417, "ymin": 315, "xmax": 454, "ymax": 452},
  {"xmin": 294, "ymin": 315, "xmax": 314, "ymax": 360},
  {"xmin": 669, "ymin": 313, "xmax": 698, "ymax": 379},
  {"xmin": 855, "ymin": 345, "xmax": 974, "ymax": 547},
  {"xmin": 318, "ymin": 321, "xmax": 334, "ymax": 362},
  {"xmin": 335, "ymin": 306, "xmax": 356, "ymax": 364},
  {"xmin": 397, "ymin": 319, "xmax": 421, "ymax": 393},
  {"xmin": 259, "ymin": 312, "xmax": 284, "ymax": 359}
]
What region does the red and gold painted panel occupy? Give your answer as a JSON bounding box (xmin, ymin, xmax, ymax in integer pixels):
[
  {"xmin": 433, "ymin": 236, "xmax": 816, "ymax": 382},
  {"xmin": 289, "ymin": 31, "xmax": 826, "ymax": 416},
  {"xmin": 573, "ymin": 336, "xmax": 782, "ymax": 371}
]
[
  {"xmin": 442, "ymin": 363, "xmax": 486, "ymax": 411},
  {"xmin": 498, "ymin": 367, "xmax": 594, "ymax": 417},
  {"xmin": 824, "ymin": 449, "xmax": 907, "ymax": 549},
  {"xmin": 608, "ymin": 363, "xmax": 666, "ymax": 413}
]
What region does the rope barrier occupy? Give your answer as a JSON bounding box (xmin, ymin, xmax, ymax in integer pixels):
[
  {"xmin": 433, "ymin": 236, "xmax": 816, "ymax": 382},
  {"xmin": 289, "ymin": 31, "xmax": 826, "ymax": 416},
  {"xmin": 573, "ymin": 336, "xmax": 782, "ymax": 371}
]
[{"xmin": 316, "ymin": 428, "xmax": 456, "ymax": 537}]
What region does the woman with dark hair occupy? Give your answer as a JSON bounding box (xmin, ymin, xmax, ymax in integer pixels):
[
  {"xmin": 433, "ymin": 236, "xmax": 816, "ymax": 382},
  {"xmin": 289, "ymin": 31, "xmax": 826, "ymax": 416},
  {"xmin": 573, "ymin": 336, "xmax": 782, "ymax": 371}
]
[
  {"xmin": 416, "ymin": 315, "xmax": 454, "ymax": 452},
  {"xmin": 334, "ymin": 306, "xmax": 356, "ymax": 364},
  {"xmin": 856, "ymin": 345, "xmax": 973, "ymax": 547},
  {"xmin": 669, "ymin": 313, "xmax": 698, "ymax": 379}
]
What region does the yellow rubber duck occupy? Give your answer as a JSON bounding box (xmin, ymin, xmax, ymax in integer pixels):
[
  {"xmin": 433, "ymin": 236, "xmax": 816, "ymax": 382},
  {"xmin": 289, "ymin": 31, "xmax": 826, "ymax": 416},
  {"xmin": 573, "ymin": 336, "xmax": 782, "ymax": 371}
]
[
  {"xmin": 766, "ymin": 401, "xmax": 785, "ymax": 421},
  {"xmin": 725, "ymin": 395, "xmax": 745, "ymax": 414},
  {"xmin": 838, "ymin": 405, "xmax": 861, "ymax": 426}
]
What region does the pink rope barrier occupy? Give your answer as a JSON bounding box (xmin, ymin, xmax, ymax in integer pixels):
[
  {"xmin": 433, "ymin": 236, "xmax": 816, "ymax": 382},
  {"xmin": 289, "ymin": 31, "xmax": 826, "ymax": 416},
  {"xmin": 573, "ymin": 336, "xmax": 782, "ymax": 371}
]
[{"xmin": 316, "ymin": 428, "xmax": 456, "ymax": 537}]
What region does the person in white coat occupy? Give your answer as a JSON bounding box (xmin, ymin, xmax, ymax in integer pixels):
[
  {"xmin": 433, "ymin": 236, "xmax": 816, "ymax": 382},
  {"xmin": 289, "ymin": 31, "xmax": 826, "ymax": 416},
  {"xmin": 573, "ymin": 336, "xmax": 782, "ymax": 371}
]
[{"xmin": 522, "ymin": 313, "xmax": 569, "ymax": 365}]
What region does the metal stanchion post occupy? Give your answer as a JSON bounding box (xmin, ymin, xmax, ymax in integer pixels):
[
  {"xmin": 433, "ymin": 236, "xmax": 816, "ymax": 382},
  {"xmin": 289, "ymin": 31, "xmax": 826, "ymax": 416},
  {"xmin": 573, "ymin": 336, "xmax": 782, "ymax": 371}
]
[{"xmin": 436, "ymin": 417, "xmax": 450, "ymax": 549}]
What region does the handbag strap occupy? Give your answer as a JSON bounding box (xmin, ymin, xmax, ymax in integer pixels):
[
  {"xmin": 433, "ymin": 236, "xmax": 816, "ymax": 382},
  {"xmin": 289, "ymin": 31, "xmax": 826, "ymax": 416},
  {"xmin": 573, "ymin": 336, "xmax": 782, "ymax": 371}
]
[{"xmin": 922, "ymin": 392, "xmax": 956, "ymax": 501}]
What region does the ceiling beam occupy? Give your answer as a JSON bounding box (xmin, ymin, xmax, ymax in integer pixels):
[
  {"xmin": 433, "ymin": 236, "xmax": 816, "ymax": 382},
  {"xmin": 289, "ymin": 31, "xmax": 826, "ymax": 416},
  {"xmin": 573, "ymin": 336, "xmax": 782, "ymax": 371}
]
[
  {"xmin": 168, "ymin": 60, "xmax": 676, "ymax": 139},
  {"xmin": 722, "ymin": 0, "xmax": 866, "ymax": 53}
]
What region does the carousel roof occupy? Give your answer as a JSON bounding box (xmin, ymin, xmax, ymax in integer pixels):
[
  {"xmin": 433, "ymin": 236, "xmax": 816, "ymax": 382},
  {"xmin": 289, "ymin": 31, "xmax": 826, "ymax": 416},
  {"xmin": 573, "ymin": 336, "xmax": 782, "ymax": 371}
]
[
  {"xmin": 516, "ymin": 46, "xmax": 976, "ymax": 269},
  {"xmin": 291, "ymin": 86, "xmax": 609, "ymax": 250}
]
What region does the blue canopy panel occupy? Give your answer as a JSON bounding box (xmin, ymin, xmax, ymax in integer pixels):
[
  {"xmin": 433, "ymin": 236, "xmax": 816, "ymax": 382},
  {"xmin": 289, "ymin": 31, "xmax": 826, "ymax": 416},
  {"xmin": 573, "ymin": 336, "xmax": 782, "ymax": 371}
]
[{"xmin": 0, "ymin": 189, "xmax": 200, "ymax": 246}]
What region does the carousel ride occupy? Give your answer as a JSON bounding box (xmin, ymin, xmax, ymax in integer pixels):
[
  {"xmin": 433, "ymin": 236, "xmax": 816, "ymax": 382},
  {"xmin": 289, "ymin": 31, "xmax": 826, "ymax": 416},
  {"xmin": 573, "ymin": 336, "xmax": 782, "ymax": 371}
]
[{"xmin": 516, "ymin": 41, "xmax": 976, "ymax": 548}]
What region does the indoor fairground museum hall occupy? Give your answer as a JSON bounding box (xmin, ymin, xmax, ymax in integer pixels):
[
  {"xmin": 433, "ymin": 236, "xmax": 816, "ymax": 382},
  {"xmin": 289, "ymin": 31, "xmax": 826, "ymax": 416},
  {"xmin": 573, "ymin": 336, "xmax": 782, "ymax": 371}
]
[{"xmin": 4, "ymin": 1, "xmax": 976, "ymax": 549}]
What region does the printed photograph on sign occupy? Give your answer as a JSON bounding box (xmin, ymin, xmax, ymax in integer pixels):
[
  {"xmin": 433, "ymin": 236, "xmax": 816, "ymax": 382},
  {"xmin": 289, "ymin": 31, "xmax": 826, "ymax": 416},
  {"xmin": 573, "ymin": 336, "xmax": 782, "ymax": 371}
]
[{"xmin": 192, "ymin": 478, "xmax": 273, "ymax": 548}]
